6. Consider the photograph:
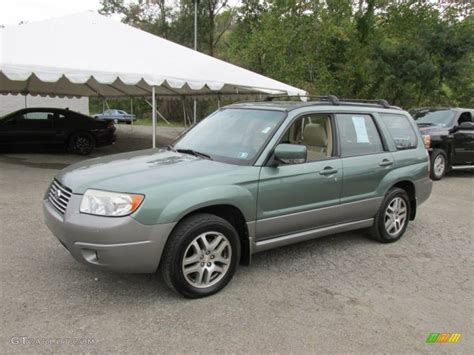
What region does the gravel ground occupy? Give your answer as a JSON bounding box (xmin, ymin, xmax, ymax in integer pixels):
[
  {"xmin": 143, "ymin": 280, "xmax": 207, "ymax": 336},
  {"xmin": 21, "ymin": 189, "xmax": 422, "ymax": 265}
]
[{"xmin": 0, "ymin": 125, "xmax": 472, "ymax": 353}]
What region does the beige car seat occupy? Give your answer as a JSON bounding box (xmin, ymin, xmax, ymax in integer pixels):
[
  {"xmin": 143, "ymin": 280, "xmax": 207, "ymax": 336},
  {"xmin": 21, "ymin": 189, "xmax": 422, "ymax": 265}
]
[{"xmin": 302, "ymin": 123, "xmax": 329, "ymax": 160}]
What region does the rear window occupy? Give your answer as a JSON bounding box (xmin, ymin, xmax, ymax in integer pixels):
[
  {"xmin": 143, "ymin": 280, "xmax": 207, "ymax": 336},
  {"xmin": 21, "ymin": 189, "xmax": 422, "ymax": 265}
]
[
  {"xmin": 336, "ymin": 114, "xmax": 384, "ymax": 157},
  {"xmin": 380, "ymin": 113, "xmax": 418, "ymax": 150}
]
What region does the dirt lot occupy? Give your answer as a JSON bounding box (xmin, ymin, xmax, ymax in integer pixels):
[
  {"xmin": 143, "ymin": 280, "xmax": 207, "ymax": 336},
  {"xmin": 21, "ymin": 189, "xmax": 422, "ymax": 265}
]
[{"xmin": 1, "ymin": 125, "xmax": 472, "ymax": 353}]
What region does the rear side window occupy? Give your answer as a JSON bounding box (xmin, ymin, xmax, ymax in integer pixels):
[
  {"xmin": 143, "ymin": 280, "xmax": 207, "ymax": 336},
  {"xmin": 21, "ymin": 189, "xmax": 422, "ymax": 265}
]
[
  {"xmin": 336, "ymin": 114, "xmax": 384, "ymax": 157},
  {"xmin": 380, "ymin": 113, "xmax": 418, "ymax": 150}
]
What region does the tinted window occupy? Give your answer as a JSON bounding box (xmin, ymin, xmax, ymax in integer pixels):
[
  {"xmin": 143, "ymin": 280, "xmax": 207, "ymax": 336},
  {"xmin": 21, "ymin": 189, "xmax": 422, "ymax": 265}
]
[
  {"xmin": 458, "ymin": 112, "xmax": 472, "ymax": 124},
  {"xmin": 280, "ymin": 114, "xmax": 333, "ymax": 162},
  {"xmin": 381, "ymin": 113, "xmax": 418, "ymax": 150},
  {"xmin": 336, "ymin": 114, "xmax": 384, "ymax": 157}
]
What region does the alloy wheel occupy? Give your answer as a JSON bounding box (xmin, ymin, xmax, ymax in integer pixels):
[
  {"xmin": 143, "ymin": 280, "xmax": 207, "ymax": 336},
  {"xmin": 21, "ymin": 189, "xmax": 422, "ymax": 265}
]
[
  {"xmin": 181, "ymin": 231, "xmax": 232, "ymax": 288},
  {"xmin": 433, "ymin": 155, "xmax": 445, "ymax": 177},
  {"xmin": 384, "ymin": 197, "xmax": 407, "ymax": 236},
  {"xmin": 75, "ymin": 136, "xmax": 91, "ymax": 153}
]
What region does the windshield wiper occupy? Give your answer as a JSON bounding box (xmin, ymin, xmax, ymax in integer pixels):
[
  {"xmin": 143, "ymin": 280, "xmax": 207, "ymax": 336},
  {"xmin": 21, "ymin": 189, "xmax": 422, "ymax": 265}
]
[
  {"xmin": 416, "ymin": 122, "xmax": 435, "ymax": 126},
  {"xmin": 176, "ymin": 148, "xmax": 212, "ymax": 160},
  {"xmin": 166, "ymin": 144, "xmax": 177, "ymax": 152}
]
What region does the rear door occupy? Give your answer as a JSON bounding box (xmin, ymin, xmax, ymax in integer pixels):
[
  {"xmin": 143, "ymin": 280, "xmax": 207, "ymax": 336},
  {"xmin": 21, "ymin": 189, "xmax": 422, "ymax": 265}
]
[
  {"xmin": 336, "ymin": 113, "xmax": 393, "ymax": 221},
  {"xmin": 452, "ymin": 110, "xmax": 474, "ymax": 165}
]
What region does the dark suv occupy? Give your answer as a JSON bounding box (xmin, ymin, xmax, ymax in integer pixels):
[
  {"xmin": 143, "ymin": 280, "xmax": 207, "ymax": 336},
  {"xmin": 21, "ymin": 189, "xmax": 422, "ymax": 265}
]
[{"xmin": 412, "ymin": 108, "xmax": 474, "ymax": 180}]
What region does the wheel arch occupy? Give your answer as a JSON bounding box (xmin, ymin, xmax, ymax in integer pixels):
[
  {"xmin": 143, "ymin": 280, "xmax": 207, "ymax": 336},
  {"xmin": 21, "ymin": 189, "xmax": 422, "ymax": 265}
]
[
  {"xmin": 67, "ymin": 129, "xmax": 97, "ymax": 146},
  {"xmin": 390, "ymin": 180, "xmax": 416, "ymax": 220},
  {"xmin": 168, "ymin": 204, "xmax": 252, "ymax": 266}
]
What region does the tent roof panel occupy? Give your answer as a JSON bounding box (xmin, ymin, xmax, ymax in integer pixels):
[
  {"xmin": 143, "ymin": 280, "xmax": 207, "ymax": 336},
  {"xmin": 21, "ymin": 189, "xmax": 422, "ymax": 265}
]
[{"xmin": 0, "ymin": 11, "xmax": 307, "ymax": 99}]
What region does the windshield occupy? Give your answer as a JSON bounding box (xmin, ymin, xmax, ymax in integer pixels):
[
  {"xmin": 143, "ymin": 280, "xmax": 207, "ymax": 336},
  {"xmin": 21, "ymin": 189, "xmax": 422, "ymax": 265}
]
[
  {"xmin": 413, "ymin": 109, "xmax": 455, "ymax": 127},
  {"xmin": 174, "ymin": 108, "xmax": 286, "ymax": 165}
]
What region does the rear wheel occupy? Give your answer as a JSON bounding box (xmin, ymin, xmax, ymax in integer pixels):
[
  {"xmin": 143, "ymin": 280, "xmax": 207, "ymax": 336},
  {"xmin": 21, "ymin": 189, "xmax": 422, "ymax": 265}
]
[
  {"xmin": 69, "ymin": 132, "xmax": 95, "ymax": 155},
  {"xmin": 370, "ymin": 188, "xmax": 410, "ymax": 243},
  {"xmin": 430, "ymin": 149, "xmax": 447, "ymax": 180},
  {"xmin": 161, "ymin": 213, "xmax": 240, "ymax": 298}
]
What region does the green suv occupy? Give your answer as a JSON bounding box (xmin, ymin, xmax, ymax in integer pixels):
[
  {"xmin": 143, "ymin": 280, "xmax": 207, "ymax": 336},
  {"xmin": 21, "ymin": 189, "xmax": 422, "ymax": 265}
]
[{"xmin": 43, "ymin": 98, "xmax": 432, "ymax": 298}]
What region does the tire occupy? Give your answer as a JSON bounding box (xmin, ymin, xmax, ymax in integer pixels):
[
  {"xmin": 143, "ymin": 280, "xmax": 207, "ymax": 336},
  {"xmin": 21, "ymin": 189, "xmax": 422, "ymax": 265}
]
[
  {"xmin": 161, "ymin": 213, "xmax": 240, "ymax": 298},
  {"xmin": 430, "ymin": 149, "xmax": 448, "ymax": 180},
  {"xmin": 69, "ymin": 132, "xmax": 95, "ymax": 155},
  {"xmin": 369, "ymin": 188, "xmax": 411, "ymax": 243}
]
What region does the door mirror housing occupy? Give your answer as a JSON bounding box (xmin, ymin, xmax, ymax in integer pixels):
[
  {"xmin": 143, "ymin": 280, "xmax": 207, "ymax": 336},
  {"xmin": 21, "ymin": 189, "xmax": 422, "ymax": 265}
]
[
  {"xmin": 273, "ymin": 144, "xmax": 307, "ymax": 165},
  {"xmin": 457, "ymin": 121, "xmax": 474, "ymax": 130}
]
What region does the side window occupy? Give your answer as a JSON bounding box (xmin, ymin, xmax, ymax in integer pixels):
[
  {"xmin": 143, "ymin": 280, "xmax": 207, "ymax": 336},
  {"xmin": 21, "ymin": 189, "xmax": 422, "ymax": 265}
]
[
  {"xmin": 380, "ymin": 113, "xmax": 418, "ymax": 150},
  {"xmin": 280, "ymin": 114, "xmax": 333, "ymax": 162},
  {"xmin": 336, "ymin": 114, "xmax": 384, "ymax": 157},
  {"xmin": 23, "ymin": 112, "xmax": 54, "ymax": 121},
  {"xmin": 458, "ymin": 112, "xmax": 472, "ymax": 124}
]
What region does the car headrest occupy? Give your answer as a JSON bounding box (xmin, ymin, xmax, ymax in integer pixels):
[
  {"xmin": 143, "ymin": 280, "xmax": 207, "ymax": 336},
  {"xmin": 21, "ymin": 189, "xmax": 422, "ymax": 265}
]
[{"xmin": 303, "ymin": 123, "xmax": 327, "ymax": 147}]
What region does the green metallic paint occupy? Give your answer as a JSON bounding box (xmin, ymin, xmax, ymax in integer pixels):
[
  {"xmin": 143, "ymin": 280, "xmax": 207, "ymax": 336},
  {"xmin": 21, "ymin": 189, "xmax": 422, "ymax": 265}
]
[{"xmin": 54, "ymin": 104, "xmax": 430, "ymax": 238}]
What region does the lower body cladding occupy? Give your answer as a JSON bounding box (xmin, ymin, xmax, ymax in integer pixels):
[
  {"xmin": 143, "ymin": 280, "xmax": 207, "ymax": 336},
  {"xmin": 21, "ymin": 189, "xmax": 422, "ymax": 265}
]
[{"xmin": 43, "ymin": 195, "xmax": 175, "ymax": 273}]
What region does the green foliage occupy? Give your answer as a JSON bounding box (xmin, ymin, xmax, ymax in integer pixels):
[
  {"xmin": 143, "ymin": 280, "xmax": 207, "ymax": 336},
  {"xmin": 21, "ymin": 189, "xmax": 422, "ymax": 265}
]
[
  {"xmin": 226, "ymin": 0, "xmax": 474, "ymax": 108},
  {"xmin": 98, "ymin": 0, "xmax": 473, "ymax": 116}
]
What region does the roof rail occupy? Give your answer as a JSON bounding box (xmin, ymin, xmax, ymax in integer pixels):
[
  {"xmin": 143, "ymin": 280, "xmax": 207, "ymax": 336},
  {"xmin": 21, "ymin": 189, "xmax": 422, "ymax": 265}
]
[
  {"xmin": 264, "ymin": 95, "xmax": 392, "ymax": 108},
  {"xmin": 339, "ymin": 98, "xmax": 391, "ymax": 108}
]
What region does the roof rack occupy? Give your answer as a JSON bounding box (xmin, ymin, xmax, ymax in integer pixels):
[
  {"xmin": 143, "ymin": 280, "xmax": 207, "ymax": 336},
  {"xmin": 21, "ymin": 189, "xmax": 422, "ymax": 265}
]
[{"xmin": 264, "ymin": 94, "xmax": 392, "ymax": 108}]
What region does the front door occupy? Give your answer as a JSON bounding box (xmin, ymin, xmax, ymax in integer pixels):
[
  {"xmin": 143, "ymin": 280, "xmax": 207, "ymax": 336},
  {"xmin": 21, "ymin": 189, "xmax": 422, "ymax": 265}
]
[
  {"xmin": 452, "ymin": 111, "xmax": 474, "ymax": 165},
  {"xmin": 256, "ymin": 114, "xmax": 342, "ymax": 241},
  {"xmin": 15, "ymin": 110, "xmax": 56, "ymax": 144}
]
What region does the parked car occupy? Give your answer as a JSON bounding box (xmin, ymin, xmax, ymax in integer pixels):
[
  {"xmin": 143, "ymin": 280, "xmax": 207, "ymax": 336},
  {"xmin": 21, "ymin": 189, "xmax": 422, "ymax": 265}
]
[
  {"xmin": 43, "ymin": 98, "xmax": 432, "ymax": 298},
  {"xmin": 0, "ymin": 108, "xmax": 116, "ymax": 155},
  {"xmin": 411, "ymin": 108, "xmax": 474, "ymax": 180},
  {"xmin": 94, "ymin": 109, "xmax": 135, "ymax": 124}
]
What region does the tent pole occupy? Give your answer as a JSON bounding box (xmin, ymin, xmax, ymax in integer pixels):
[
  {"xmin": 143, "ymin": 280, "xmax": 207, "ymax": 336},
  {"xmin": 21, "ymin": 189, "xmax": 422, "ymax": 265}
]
[
  {"xmin": 152, "ymin": 86, "xmax": 156, "ymax": 148},
  {"xmin": 25, "ymin": 95, "xmax": 27, "ymax": 108},
  {"xmin": 193, "ymin": 0, "xmax": 198, "ymax": 125},
  {"xmin": 182, "ymin": 99, "xmax": 187, "ymax": 128},
  {"xmin": 130, "ymin": 97, "xmax": 134, "ymax": 131}
]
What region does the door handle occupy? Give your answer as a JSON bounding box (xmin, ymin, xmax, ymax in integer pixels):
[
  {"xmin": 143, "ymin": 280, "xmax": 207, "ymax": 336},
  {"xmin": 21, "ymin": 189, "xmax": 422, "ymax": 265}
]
[
  {"xmin": 379, "ymin": 159, "xmax": 393, "ymax": 167},
  {"xmin": 319, "ymin": 167, "xmax": 338, "ymax": 176}
]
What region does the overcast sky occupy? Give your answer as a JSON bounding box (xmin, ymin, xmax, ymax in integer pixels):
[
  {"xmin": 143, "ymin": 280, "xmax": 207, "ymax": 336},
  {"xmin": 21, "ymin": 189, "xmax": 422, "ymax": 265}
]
[{"xmin": 0, "ymin": 0, "xmax": 102, "ymax": 26}]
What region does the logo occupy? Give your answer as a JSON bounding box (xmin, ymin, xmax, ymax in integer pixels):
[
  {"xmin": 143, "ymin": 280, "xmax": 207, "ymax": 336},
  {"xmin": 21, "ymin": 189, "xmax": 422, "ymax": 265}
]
[
  {"xmin": 55, "ymin": 189, "xmax": 62, "ymax": 199},
  {"xmin": 426, "ymin": 333, "xmax": 462, "ymax": 344}
]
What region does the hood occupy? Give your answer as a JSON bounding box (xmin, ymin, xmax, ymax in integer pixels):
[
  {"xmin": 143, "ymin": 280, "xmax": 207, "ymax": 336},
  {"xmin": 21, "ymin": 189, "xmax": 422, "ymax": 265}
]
[
  {"xmin": 416, "ymin": 124, "xmax": 450, "ymax": 135},
  {"xmin": 57, "ymin": 148, "xmax": 237, "ymax": 194}
]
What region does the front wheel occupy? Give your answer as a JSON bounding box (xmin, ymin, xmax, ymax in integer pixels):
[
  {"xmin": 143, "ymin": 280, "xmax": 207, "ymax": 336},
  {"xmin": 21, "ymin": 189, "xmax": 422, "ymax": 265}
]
[
  {"xmin": 370, "ymin": 188, "xmax": 410, "ymax": 243},
  {"xmin": 161, "ymin": 213, "xmax": 240, "ymax": 298}
]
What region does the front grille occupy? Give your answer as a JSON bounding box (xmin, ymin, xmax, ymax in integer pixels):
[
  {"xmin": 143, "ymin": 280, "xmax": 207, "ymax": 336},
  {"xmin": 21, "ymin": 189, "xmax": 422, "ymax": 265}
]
[{"xmin": 48, "ymin": 180, "xmax": 72, "ymax": 214}]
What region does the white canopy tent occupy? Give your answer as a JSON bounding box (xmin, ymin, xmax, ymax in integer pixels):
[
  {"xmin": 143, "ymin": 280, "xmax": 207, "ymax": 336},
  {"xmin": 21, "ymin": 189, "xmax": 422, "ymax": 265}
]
[{"xmin": 0, "ymin": 11, "xmax": 306, "ymax": 147}]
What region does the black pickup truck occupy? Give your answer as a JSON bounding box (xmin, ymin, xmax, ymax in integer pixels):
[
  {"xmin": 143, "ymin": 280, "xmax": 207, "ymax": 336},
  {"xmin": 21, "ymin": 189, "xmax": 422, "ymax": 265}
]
[{"xmin": 412, "ymin": 108, "xmax": 474, "ymax": 180}]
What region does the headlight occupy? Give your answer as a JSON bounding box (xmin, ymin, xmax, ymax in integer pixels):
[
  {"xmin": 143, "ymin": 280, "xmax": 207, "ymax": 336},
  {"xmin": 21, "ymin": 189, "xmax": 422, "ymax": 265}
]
[
  {"xmin": 80, "ymin": 189, "xmax": 144, "ymax": 217},
  {"xmin": 422, "ymin": 134, "xmax": 431, "ymax": 149}
]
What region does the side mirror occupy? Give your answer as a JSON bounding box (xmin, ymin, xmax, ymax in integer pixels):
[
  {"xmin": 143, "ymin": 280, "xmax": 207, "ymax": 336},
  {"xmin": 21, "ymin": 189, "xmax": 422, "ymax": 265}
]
[
  {"xmin": 457, "ymin": 122, "xmax": 474, "ymax": 130},
  {"xmin": 273, "ymin": 144, "xmax": 307, "ymax": 165}
]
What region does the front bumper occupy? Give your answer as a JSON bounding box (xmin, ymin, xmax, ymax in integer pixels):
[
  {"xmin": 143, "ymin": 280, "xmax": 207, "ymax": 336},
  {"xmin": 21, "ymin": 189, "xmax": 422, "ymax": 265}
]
[{"xmin": 43, "ymin": 195, "xmax": 175, "ymax": 273}]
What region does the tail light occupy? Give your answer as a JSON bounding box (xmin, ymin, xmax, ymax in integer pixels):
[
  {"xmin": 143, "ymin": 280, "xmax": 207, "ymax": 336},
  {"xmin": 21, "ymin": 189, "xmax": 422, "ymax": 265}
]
[
  {"xmin": 106, "ymin": 121, "xmax": 115, "ymax": 129},
  {"xmin": 422, "ymin": 135, "xmax": 431, "ymax": 149}
]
